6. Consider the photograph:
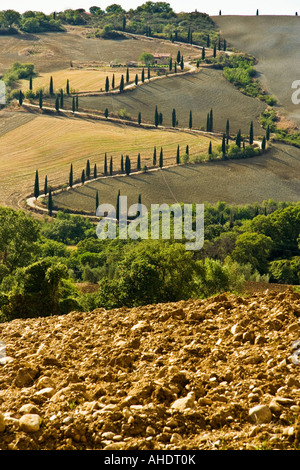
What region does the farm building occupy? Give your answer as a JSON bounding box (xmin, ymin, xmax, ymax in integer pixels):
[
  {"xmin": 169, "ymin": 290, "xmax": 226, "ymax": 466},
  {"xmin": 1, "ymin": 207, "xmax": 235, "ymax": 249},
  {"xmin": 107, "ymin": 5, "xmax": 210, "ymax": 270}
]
[{"xmin": 153, "ymin": 53, "xmax": 171, "ymax": 64}]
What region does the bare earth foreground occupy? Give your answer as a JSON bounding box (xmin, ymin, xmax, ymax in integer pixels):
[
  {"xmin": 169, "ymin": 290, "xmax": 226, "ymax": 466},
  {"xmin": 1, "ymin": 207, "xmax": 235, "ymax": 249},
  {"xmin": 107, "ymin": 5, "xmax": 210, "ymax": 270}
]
[{"xmin": 0, "ymin": 289, "xmax": 300, "ymax": 451}]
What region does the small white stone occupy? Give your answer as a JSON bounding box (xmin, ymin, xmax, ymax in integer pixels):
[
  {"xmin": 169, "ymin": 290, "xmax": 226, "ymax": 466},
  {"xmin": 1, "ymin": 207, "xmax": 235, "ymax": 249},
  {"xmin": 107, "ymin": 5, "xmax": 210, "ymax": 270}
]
[{"xmin": 19, "ymin": 414, "xmax": 41, "ymax": 432}]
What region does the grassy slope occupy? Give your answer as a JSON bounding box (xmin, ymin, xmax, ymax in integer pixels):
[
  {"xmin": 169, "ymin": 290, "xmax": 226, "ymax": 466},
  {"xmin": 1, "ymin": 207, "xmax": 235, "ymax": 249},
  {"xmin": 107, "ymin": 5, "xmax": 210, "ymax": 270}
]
[
  {"xmin": 214, "ymin": 15, "xmax": 300, "ymax": 127},
  {"xmin": 53, "ymin": 142, "xmax": 300, "ymax": 212},
  {"xmin": 0, "ymin": 112, "xmax": 219, "ymax": 207}
]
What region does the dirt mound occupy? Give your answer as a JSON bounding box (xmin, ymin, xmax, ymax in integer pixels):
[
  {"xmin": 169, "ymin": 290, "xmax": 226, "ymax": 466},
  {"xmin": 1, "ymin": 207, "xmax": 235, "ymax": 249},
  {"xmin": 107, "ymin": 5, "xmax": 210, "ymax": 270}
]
[{"xmin": 0, "ymin": 288, "xmax": 300, "ymax": 450}]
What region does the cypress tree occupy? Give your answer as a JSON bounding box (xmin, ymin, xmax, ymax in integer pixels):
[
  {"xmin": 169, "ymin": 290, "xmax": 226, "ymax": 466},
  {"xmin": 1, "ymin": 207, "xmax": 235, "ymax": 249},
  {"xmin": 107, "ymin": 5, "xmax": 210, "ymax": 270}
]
[
  {"xmin": 104, "ymin": 108, "xmax": 109, "ymax": 118},
  {"xmin": 39, "ymin": 90, "xmax": 43, "ymax": 109},
  {"xmin": 96, "ymin": 191, "xmax": 99, "ymax": 211},
  {"xmin": 112, "ymin": 74, "xmax": 115, "ymax": 89},
  {"xmin": 94, "ymin": 163, "xmax": 97, "ymax": 179},
  {"xmin": 29, "ymin": 76, "xmax": 33, "ymax": 91},
  {"xmin": 177, "ymin": 50, "xmax": 181, "ymax": 63},
  {"xmin": 126, "ymin": 67, "xmax": 129, "ymax": 83},
  {"xmin": 104, "ymin": 153, "xmax": 108, "ymax": 175},
  {"xmin": 66, "ymin": 79, "xmax": 70, "ymax": 95},
  {"xmin": 261, "ymin": 136, "xmax": 266, "ymax": 151},
  {"xmin": 222, "ymin": 134, "xmax": 226, "ymax": 157},
  {"xmin": 223, "ymin": 39, "xmax": 227, "ymax": 52},
  {"xmin": 236, "ymin": 129, "xmax": 241, "ymax": 148},
  {"xmin": 76, "ymin": 96, "xmax": 78, "ymax": 110},
  {"xmin": 34, "ymin": 170, "xmax": 39, "ymax": 199},
  {"xmin": 213, "ymin": 43, "xmax": 217, "ymax": 58},
  {"xmin": 48, "ymin": 190, "xmax": 53, "ymax": 216},
  {"xmin": 141, "ymin": 68, "xmax": 145, "ymax": 82},
  {"xmin": 218, "ymin": 37, "xmax": 221, "ymax": 51},
  {"xmin": 49, "ymin": 76, "xmax": 54, "ymax": 95},
  {"xmin": 206, "ymin": 34, "xmax": 210, "ymax": 47},
  {"xmin": 44, "ymin": 175, "xmax": 48, "ymax": 195},
  {"xmin": 138, "ymin": 193, "xmax": 141, "ymax": 205},
  {"xmin": 172, "ymin": 108, "xmax": 176, "ymax": 127},
  {"xmin": 122, "ymin": 16, "xmax": 126, "ymax": 31},
  {"xmin": 81, "ymin": 169, "xmax": 85, "ymax": 184},
  {"xmin": 256, "ymin": 9, "xmax": 259, "ymax": 15},
  {"xmin": 249, "ymin": 121, "xmax": 254, "ymax": 145},
  {"xmin": 72, "ymin": 97, "xmax": 75, "ymax": 113},
  {"xmin": 210, "ymin": 108, "xmax": 213, "ymax": 131},
  {"xmin": 159, "ymin": 112, "xmax": 163, "ymax": 125},
  {"xmin": 135, "ymin": 74, "xmax": 138, "ymax": 85},
  {"xmin": 119, "ymin": 75, "xmax": 124, "ymax": 92},
  {"xmin": 266, "ymin": 125, "xmax": 270, "ymax": 141},
  {"xmin": 174, "ymin": 62, "xmax": 177, "ymax": 73},
  {"xmin": 159, "ymin": 147, "xmax": 163, "ymax": 168},
  {"xmin": 125, "ymin": 155, "xmax": 131, "ymax": 175},
  {"xmin": 189, "ymin": 110, "xmax": 192, "ymax": 129},
  {"xmin": 174, "ymin": 29, "xmax": 177, "ymax": 41},
  {"xmin": 226, "ymin": 119, "xmax": 230, "ymax": 144},
  {"xmin": 202, "ymin": 47, "xmax": 205, "ymax": 60},
  {"xmin": 116, "ymin": 189, "xmax": 120, "ymax": 221},
  {"xmin": 186, "ymin": 144, "xmax": 189, "ymax": 156},
  {"xmin": 18, "ymin": 90, "xmax": 23, "ymax": 106},
  {"xmin": 138, "ymin": 112, "xmax": 141, "ymax": 125},
  {"xmin": 86, "ymin": 159, "xmax": 91, "ymax": 179},
  {"xmin": 154, "ymin": 106, "xmax": 159, "ymax": 127},
  {"xmin": 69, "ymin": 164, "xmax": 73, "ymax": 188},
  {"xmin": 55, "ymin": 96, "xmax": 59, "ymax": 112},
  {"xmin": 187, "ymin": 26, "xmax": 191, "ymax": 43},
  {"xmin": 169, "ymin": 57, "xmax": 172, "ymax": 71},
  {"xmin": 208, "ymin": 141, "xmax": 212, "ymax": 157},
  {"xmin": 147, "ymin": 66, "xmax": 150, "ymax": 80},
  {"xmin": 176, "ymin": 145, "xmax": 180, "ymax": 164},
  {"xmin": 153, "ymin": 146, "xmax": 157, "ymax": 165},
  {"xmin": 121, "ymin": 155, "xmax": 124, "ymax": 173},
  {"xmin": 137, "ymin": 153, "xmax": 141, "ymax": 170},
  {"xmin": 180, "ymin": 56, "xmax": 184, "ymax": 70},
  {"xmin": 60, "ymin": 89, "xmax": 64, "ymax": 108},
  {"xmin": 109, "ymin": 156, "xmax": 113, "ymax": 175},
  {"xmin": 105, "ymin": 76, "xmax": 109, "ymax": 92}
]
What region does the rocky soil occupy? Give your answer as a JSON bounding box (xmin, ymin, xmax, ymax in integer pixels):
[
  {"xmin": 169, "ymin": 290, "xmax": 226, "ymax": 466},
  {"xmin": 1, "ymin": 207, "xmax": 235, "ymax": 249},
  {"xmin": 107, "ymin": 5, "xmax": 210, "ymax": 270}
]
[{"xmin": 0, "ymin": 288, "xmax": 300, "ymax": 451}]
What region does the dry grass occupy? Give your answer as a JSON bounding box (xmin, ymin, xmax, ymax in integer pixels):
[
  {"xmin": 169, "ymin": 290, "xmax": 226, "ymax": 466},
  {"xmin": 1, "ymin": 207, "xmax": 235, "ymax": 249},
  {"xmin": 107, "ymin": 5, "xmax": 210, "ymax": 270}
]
[
  {"xmin": 19, "ymin": 66, "xmax": 148, "ymax": 94},
  {"xmin": 0, "ymin": 111, "xmax": 219, "ymax": 208}
]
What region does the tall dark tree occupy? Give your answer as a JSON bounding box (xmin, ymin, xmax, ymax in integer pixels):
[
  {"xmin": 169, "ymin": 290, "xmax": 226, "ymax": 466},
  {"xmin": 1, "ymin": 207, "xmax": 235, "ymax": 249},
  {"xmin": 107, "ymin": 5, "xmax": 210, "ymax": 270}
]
[
  {"xmin": 105, "ymin": 76, "xmax": 109, "ymax": 92},
  {"xmin": 96, "ymin": 191, "xmax": 99, "ymax": 211},
  {"xmin": 138, "ymin": 112, "xmax": 141, "ymax": 125},
  {"xmin": 189, "ymin": 110, "xmax": 192, "ymax": 129},
  {"xmin": 176, "ymin": 145, "xmax": 180, "ymax": 164},
  {"xmin": 159, "ymin": 147, "xmax": 163, "ymax": 168},
  {"xmin": 256, "ymin": 9, "xmax": 259, "ymax": 15},
  {"xmin": 147, "ymin": 66, "xmax": 150, "ymax": 80},
  {"xmin": 169, "ymin": 57, "xmax": 172, "ymax": 71},
  {"xmin": 104, "ymin": 153, "xmax": 108, "ymax": 175},
  {"xmin": 122, "ymin": 16, "xmax": 126, "ymax": 31},
  {"xmin": 86, "ymin": 159, "xmax": 91, "ymax": 179},
  {"xmin": 180, "ymin": 56, "xmax": 184, "ymax": 70},
  {"xmin": 112, "ymin": 74, "xmax": 115, "ymax": 89},
  {"xmin": 141, "ymin": 68, "xmax": 145, "ymax": 82},
  {"xmin": 172, "ymin": 108, "xmax": 176, "ymax": 127},
  {"xmin": 69, "ymin": 163, "xmax": 73, "ymax": 188},
  {"xmin": 29, "ymin": 76, "xmax": 33, "ymax": 91},
  {"xmin": 223, "ymin": 39, "xmax": 227, "ymax": 52},
  {"xmin": 18, "ymin": 90, "xmax": 23, "ymax": 106},
  {"xmin": 76, "ymin": 96, "xmax": 78, "ymax": 110},
  {"xmin": 44, "ymin": 175, "xmax": 48, "ymax": 195},
  {"xmin": 39, "ymin": 90, "xmax": 43, "ymax": 109},
  {"xmin": 261, "ymin": 136, "xmax": 266, "ymax": 151},
  {"xmin": 66, "ymin": 79, "xmax": 70, "ymax": 95},
  {"xmin": 210, "ymin": 108, "xmax": 213, "ymax": 131},
  {"xmin": 206, "ymin": 34, "xmax": 210, "ymax": 47},
  {"xmin": 135, "ymin": 74, "xmax": 138, "ymax": 85},
  {"xmin": 137, "ymin": 153, "xmax": 141, "ymax": 171},
  {"xmin": 119, "ymin": 75, "xmax": 124, "ymax": 92},
  {"xmin": 120, "ymin": 155, "xmax": 124, "ymax": 173},
  {"xmin": 49, "ymin": 76, "xmax": 54, "ymax": 95},
  {"xmin": 202, "ymin": 47, "xmax": 205, "ymax": 60},
  {"xmin": 174, "ymin": 62, "xmax": 177, "ymax": 73},
  {"xmin": 154, "ymin": 106, "xmax": 159, "ymax": 127},
  {"xmin": 48, "ymin": 190, "xmax": 53, "ymax": 216},
  {"xmin": 104, "ymin": 108, "xmax": 109, "ymax": 118},
  {"xmin": 186, "ymin": 144, "xmax": 189, "ymax": 156},
  {"xmin": 206, "ymin": 113, "xmax": 210, "ymax": 132},
  {"xmin": 72, "ymin": 97, "xmax": 75, "ymax": 113},
  {"xmin": 153, "ymin": 146, "xmax": 157, "ymax": 165},
  {"xmin": 213, "ymin": 43, "xmax": 217, "ymax": 58},
  {"xmin": 60, "ymin": 89, "xmax": 64, "ymax": 108},
  {"xmin": 125, "ymin": 155, "xmax": 131, "ymax": 175},
  {"xmin": 55, "ymin": 96, "xmax": 59, "ymax": 112},
  {"xmin": 222, "ymin": 134, "xmax": 226, "ymax": 157},
  {"xmin": 158, "ymin": 112, "xmax": 163, "ymax": 125},
  {"xmin": 116, "ymin": 189, "xmax": 120, "ymax": 221},
  {"xmin": 266, "ymin": 125, "xmax": 270, "ymax": 141},
  {"xmin": 94, "ymin": 163, "xmax": 97, "ymax": 179},
  {"xmin": 126, "ymin": 67, "xmax": 129, "ymax": 83},
  {"xmin": 177, "ymin": 50, "xmax": 181, "ymax": 63},
  {"xmin": 226, "ymin": 119, "xmax": 230, "ymax": 144},
  {"xmin": 109, "ymin": 156, "xmax": 113, "ymax": 176},
  {"xmin": 81, "ymin": 169, "xmax": 85, "ymax": 184},
  {"xmin": 236, "ymin": 129, "xmax": 242, "ymax": 148},
  {"xmin": 249, "ymin": 121, "xmax": 254, "ymax": 145},
  {"xmin": 34, "ymin": 170, "xmax": 39, "ymax": 199}
]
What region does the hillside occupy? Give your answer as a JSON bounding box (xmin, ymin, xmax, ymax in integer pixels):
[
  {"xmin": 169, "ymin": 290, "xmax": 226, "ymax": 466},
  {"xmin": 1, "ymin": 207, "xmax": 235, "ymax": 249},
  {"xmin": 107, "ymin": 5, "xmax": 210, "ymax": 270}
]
[
  {"xmin": 214, "ymin": 15, "xmax": 300, "ymax": 128},
  {"xmin": 0, "ymin": 288, "xmax": 300, "ymax": 450}
]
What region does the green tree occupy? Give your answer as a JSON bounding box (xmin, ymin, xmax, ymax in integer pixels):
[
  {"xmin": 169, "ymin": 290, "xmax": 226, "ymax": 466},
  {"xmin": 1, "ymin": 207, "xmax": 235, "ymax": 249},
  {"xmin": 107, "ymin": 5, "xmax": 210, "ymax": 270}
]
[
  {"xmin": 141, "ymin": 68, "xmax": 145, "ymax": 82},
  {"xmin": 109, "ymin": 156, "xmax": 113, "ymax": 175},
  {"xmin": 126, "ymin": 67, "xmax": 129, "ymax": 83},
  {"xmin": 138, "ymin": 111, "xmax": 141, "ymax": 125},
  {"xmin": 236, "ymin": 129, "xmax": 241, "ymax": 148},
  {"xmin": 137, "ymin": 153, "xmax": 141, "ymax": 171},
  {"xmin": 66, "ymin": 79, "xmax": 70, "ymax": 95},
  {"xmin": 105, "ymin": 76, "xmax": 109, "ymax": 92},
  {"xmin": 125, "ymin": 155, "xmax": 131, "ymax": 175},
  {"xmin": 153, "ymin": 146, "xmax": 157, "ymax": 165},
  {"xmin": 120, "ymin": 155, "xmax": 124, "ymax": 173},
  {"xmin": 232, "ymin": 231, "xmax": 273, "ymax": 274},
  {"xmin": 226, "ymin": 119, "xmax": 230, "ymax": 144},
  {"xmin": 44, "ymin": 175, "xmax": 48, "ymax": 195},
  {"xmin": 154, "ymin": 106, "xmax": 159, "ymax": 127},
  {"xmin": 139, "ymin": 52, "xmax": 154, "ymax": 66},
  {"xmin": 159, "ymin": 147, "xmax": 163, "ymax": 168},
  {"xmin": 86, "ymin": 159, "xmax": 91, "ymax": 179},
  {"xmin": 55, "ymin": 95, "xmax": 59, "ymax": 112},
  {"xmin": 119, "ymin": 74, "xmax": 124, "ymax": 92},
  {"xmin": 249, "ymin": 121, "xmax": 254, "ymax": 145},
  {"xmin": 104, "ymin": 153, "xmax": 108, "ymax": 175},
  {"xmin": 72, "ymin": 97, "xmax": 75, "ymax": 113},
  {"xmin": 18, "ymin": 90, "xmax": 24, "ymax": 106},
  {"xmin": 49, "ymin": 76, "xmax": 54, "ymax": 95},
  {"xmin": 261, "ymin": 136, "xmax": 266, "ymax": 151},
  {"xmin": 94, "ymin": 163, "xmax": 97, "ymax": 179},
  {"xmin": 29, "ymin": 76, "xmax": 33, "ymax": 91},
  {"xmin": 177, "ymin": 50, "xmax": 181, "ymax": 63},
  {"xmin": 208, "ymin": 141, "xmax": 212, "ymax": 157},
  {"xmin": 172, "ymin": 108, "xmax": 176, "ymax": 127},
  {"xmin": 96, "ymin": 191, "xmax": 99, "ymax": 211},
  {"xmin": 60, "ymin": 88, "xmax": 64, "ymax": 108},
  {"xmin": 202, "ymin": 46, "xmax": 205, "ymax": 60},
  {"xmin": 39, "ymin": 90, "xmax": 43, "ymax": 109},
  {"xmin": 81, "ymin": 169, "xmax": 85, "ymax": 184},
  {"xmin": 104, "ymin": 108, "xmax": 109, "ymax": 118},
  {"xmin": 189, "ymin": 110, "xmax": 192, "ymax": 129},
  {"xmin": 221, "ymin": 134, "xmax": 226, "ymax": 158},
  {"xmin": 176, "ymin": 144, "xmax": 180, "ymax": 164},
  {"xmin": 112, "ymin": 74, "xmax": 115, "ymax": 89},
  {"xmin": 48, "ymin": 190, "xmax": 53, "ymax": 216}
]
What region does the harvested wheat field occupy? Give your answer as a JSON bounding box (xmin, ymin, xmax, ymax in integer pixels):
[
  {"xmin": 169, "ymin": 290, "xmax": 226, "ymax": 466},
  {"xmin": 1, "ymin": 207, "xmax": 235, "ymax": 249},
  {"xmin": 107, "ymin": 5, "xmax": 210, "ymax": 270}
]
[
  {"xmin": 0, "ymin": 109, "xmax": 220, "ymax": 208},
  {"xmin": 214, "ymin": 15, "xmax": 300, "ymax": 128},
  {"xmin": 0, "ymin": 289, "xmax": 300, "ymax": 450},
  {"xmin": 53, "ymin": 141, "xmax": 300, "ymax": 213},
  {"xmin": 74, "ymin": 68, "xmax": 266, "ymax": 135}
]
